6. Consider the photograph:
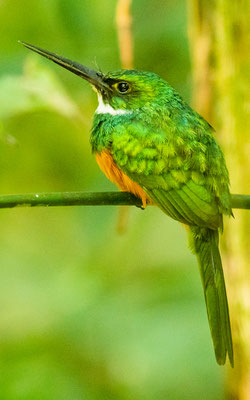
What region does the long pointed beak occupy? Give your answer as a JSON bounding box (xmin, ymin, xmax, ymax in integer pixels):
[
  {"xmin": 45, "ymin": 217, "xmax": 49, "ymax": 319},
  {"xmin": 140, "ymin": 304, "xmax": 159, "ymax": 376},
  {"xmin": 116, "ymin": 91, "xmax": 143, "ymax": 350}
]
[{"xmin": 19, "ymin": 41, "xmax": 109, "ymax": 90}]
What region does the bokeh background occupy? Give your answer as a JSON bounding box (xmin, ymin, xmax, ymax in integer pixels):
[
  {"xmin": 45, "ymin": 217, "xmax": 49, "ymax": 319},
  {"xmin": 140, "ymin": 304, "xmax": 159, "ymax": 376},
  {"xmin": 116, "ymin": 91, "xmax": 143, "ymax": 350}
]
[{"xmin": 0, "ymin": 1, "xmax": 233, "ymax": 399}]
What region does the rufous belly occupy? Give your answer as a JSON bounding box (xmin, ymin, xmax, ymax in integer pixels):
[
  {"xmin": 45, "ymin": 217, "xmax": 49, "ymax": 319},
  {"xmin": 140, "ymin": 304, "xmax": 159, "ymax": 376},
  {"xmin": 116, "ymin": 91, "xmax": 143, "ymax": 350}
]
[{"xmin": 95, "ymin": 150, "xmax": 150, "ymax": 208}]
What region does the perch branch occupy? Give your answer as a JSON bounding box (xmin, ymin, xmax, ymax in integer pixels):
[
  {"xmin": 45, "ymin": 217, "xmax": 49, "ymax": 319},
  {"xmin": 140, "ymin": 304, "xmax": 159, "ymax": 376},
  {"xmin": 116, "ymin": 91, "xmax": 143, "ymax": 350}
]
[{"xmin": 0, "ymin": 191, "xmax": 248, "ymax": 210}]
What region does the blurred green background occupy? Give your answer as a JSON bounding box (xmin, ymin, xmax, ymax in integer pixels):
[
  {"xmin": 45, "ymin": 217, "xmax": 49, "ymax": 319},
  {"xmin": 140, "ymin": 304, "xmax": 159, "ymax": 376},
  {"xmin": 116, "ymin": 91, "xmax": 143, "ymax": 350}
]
[{"xmin": 0, "ymin": 1, "xmax": 225, "ymax": 399}]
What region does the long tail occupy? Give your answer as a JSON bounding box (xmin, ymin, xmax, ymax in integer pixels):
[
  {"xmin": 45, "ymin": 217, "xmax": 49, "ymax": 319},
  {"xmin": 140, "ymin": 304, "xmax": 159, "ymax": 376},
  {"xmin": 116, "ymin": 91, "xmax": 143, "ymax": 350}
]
[{"xmin": 189, "ymin": 226, "xmax": 234, "ymax": 367}]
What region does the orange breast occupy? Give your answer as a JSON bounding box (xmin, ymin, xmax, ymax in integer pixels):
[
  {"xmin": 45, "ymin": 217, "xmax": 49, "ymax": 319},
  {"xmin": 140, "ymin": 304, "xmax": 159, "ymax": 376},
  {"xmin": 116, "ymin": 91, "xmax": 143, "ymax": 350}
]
[{"xmin": 95, "ymin": 150, "xmax": 150, "ymax": 208}]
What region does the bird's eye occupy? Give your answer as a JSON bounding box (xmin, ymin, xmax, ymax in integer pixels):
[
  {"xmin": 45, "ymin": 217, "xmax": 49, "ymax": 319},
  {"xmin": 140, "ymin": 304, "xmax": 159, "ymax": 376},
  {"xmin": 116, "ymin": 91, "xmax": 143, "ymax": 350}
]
[{"xmin": 115, "ymin": 82, "xmax": 131, "ymax": 94}]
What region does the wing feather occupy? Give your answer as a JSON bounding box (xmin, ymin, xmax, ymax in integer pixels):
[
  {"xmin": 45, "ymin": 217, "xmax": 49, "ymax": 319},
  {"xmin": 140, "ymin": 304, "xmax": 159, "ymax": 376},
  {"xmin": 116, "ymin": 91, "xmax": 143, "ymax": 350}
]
[
  {"xmin": 111, "ymin": 124, "xmax": 229, "ymax": 229},
  {"xmin": 143, "ymin": 180, "xmax": 221, "ymax": 229}
]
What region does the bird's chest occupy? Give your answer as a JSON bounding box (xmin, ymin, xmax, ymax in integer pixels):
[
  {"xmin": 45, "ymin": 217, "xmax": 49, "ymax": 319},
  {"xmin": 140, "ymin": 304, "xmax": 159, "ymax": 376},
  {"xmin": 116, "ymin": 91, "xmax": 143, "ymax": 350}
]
[
  {"xmin": 95, "ymin": 150, "xmax": 149, "ymax": 207},
  {"xmin": 90, "ymin": 113, "xmax": 150, "ymax": 207}
]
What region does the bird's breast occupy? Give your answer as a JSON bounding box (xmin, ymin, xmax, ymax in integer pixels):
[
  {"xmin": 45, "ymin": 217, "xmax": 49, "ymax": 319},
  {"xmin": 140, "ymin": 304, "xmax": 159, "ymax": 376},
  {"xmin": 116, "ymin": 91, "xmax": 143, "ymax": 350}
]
[{"xmin": 95, "ymin": 150, "xmax": 150, "ymax": 208}]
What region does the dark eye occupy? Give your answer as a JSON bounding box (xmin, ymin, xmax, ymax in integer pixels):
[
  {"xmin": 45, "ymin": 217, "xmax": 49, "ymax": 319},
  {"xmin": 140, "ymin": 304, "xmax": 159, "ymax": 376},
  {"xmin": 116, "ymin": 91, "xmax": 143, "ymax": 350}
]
[{"xmin": 117, "ymin": 82, "xmax": 131, "ymax": 93}]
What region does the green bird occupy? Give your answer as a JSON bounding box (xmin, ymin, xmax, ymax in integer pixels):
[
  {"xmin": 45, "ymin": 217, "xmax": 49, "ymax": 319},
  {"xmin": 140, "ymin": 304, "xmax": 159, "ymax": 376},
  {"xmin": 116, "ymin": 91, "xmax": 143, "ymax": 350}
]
[{"xmin": 20, "ymin": 42, "xmax": 234, "ymax": 367}]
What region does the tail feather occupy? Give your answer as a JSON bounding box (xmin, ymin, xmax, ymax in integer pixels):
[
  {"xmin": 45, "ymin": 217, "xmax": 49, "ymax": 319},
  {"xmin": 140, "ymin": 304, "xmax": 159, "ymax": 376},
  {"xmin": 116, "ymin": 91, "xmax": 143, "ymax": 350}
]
[{"xmin": 189, "ymin": 226, "xmax": 234, "ymax": 366}]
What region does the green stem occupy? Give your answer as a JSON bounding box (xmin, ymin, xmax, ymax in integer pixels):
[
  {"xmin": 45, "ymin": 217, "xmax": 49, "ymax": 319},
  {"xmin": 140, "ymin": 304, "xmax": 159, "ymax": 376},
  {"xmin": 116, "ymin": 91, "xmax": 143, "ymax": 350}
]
[
  {"xmin": 230, "ymin": 194, "xmax": 250, "ymax": 210},
  {"xmin": 0, "ymin": 191, "xmax": 248, "ymax": 210}
]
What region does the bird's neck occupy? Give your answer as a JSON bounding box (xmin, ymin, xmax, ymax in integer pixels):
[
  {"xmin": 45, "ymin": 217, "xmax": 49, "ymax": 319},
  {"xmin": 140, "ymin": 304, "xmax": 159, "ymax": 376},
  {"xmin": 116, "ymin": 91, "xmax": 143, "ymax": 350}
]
[{"xmin": 90, "ymin": 96, "xmax": 171, "ymax": 154}]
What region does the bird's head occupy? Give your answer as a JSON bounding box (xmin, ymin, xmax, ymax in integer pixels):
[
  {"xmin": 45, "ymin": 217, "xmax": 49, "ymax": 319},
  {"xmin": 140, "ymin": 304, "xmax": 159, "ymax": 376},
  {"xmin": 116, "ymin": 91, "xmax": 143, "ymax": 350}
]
[
  {"xmin": 96, "ymin": 69, "xmax": 168, "ymax": 112},
  {"xmin": 20, "ymin": 42, "xmax": 170, "ymax": 114}
]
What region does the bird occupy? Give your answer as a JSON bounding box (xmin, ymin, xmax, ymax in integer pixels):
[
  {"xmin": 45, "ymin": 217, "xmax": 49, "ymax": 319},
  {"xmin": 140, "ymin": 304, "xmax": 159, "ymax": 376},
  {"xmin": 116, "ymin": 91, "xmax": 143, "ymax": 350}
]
[{"xmin": 20, "ymin": 41, "xmax": 234, "ymax": 367}]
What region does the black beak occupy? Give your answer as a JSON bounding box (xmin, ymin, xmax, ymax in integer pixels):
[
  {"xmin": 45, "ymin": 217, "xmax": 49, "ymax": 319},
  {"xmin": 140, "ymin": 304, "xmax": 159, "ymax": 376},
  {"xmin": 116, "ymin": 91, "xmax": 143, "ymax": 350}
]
[{"xmin": 19, "ymin": 41, "xmax": 110, "ymax": 91}]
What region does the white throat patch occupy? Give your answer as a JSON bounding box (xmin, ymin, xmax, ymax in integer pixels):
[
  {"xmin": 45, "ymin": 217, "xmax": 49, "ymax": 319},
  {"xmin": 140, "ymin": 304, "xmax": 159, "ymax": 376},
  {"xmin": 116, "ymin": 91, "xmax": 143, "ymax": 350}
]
[{"xmin": 95, "ymin": 95, "xmax": 131, "ymax": 116}]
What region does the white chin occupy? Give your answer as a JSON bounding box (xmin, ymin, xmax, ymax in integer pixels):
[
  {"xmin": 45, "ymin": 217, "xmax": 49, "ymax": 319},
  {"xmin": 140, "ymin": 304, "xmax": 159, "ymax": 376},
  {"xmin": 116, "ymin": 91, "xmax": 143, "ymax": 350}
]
[{"xmin": 95, "ymin": 95, "xmax": 131, "ymax": 116}]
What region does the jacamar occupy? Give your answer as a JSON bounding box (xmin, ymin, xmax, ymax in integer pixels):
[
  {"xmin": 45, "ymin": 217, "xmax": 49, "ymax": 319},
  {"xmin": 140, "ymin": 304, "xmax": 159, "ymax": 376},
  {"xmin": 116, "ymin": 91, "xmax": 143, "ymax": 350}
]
[{"xmin": 20, "ymin": 42, "xmax": 234, "ymax": 367}]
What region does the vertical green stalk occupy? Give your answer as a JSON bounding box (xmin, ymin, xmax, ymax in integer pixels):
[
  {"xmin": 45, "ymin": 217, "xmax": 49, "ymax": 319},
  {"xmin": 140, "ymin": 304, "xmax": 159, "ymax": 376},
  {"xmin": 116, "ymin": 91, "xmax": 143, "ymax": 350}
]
[{"xmin": 188, "ymin": 1, "xmax": 250, "ymax": 398}]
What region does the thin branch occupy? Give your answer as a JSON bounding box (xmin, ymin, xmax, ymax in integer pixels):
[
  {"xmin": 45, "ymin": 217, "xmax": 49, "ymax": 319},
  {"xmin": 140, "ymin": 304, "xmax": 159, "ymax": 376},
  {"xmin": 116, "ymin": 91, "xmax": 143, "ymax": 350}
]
[
  {"xmin": 230, "ymin": 194, "xmax": 250, "ymax": 210},
  {"xmin": 0, "ymin": 191, "xmax": 248, "ymax": 210}
]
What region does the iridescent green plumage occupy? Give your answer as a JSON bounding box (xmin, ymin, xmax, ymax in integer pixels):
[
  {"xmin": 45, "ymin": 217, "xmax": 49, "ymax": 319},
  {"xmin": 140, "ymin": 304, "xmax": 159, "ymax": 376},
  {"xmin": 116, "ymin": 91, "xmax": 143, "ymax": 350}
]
[
  {"xmin": 20, "ymin": 43, "xmax": 234, "ymax": 366},
  {"xmin": 91, "ymin": 70, "xmax": 233, "ymax": 366}
]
